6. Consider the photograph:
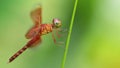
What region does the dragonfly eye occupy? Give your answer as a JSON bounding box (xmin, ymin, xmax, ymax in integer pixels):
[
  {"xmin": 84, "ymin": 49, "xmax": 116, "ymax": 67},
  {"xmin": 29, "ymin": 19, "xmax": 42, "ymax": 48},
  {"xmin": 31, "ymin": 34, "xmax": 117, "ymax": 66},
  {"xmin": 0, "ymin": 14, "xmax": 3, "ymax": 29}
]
[
  {"xmin": 53, "ymin": 18, "xmax": 62, "ymax": 28},
  {"xmin": 55, "ymin": 22, "xmax": 59, "ymax": 25}
]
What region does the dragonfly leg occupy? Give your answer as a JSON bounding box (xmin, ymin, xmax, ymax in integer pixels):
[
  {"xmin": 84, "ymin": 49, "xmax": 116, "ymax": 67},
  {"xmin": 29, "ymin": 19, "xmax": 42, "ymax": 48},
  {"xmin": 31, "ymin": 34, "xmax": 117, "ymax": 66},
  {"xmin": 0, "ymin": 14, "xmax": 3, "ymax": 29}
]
[
  {"xmin": 52, "ymin": 32, "xmax": 56, "ymax": 43},
  {"xmin": 55, "ymin": 28, "xmax": 68, "ymax": 38},
  {"xmin": 52, "ymin": 32, "xmax": 64, "ymax": 46},
  {"xmin": 56, "ymin": 30, "xmax": 61, "ymax": 38},
  {"xmin": 57, "ymin": 28, "xmax": 67, "ymax": 33}
]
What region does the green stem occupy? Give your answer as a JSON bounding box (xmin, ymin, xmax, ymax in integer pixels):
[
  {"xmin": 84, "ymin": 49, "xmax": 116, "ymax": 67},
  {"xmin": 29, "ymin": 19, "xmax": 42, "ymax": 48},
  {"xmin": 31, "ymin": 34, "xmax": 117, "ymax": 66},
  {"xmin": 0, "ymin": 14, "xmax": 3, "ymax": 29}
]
[{"xmin": 61, "ymin": 0, "xmax": 78, "ymax": 68}]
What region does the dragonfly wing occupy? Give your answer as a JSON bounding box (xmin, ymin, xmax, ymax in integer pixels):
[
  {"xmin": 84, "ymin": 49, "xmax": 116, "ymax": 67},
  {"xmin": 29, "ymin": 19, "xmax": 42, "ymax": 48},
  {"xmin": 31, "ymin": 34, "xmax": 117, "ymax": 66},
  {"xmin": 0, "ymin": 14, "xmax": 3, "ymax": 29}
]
[
  {"xmin": 25, "ymin": 26, "xmax": 40, "ymax": 39},
  {"xmin": 26, "ymin": 34, "xmax": 42, "ymax": 47},
  {"xmin": 31, "ymin": 5, "xmax": 42, "ymax": 25},
  {"xmin": 29, "ymin": 35, "xmax": 42, "ymax": 47}
]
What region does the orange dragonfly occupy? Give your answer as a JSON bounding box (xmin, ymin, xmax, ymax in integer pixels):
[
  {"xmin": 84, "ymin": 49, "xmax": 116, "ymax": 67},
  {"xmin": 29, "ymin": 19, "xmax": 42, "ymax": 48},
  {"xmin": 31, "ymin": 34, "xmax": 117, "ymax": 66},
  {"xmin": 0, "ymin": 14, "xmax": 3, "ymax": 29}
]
[{"xmin": 9, "ymin": 5, "xmax": 63, "ymax": 63}]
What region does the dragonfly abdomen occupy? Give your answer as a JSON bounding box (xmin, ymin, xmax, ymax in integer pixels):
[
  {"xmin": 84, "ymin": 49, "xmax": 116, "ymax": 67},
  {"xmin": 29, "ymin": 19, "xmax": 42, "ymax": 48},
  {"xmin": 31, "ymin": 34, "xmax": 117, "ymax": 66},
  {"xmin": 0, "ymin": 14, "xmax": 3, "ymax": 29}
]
[{"xmin": 9, "ymin": 46, "xmax": 28, "ymax": 63}]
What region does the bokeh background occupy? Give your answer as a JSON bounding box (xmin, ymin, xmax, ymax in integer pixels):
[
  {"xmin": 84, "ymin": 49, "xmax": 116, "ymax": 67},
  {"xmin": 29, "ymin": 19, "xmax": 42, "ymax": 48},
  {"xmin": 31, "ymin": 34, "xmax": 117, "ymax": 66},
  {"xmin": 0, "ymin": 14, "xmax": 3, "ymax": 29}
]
[
  {"xmin": 65, "ymin": 0, "xmax": 120, "ymax": 68},
  {"xmin": 1, "ymin": 0, "xmax": 120, "ymax": 68},
  {"xmin": 0, "ymin": 0, "xmax": 74, "ymax": 68}
]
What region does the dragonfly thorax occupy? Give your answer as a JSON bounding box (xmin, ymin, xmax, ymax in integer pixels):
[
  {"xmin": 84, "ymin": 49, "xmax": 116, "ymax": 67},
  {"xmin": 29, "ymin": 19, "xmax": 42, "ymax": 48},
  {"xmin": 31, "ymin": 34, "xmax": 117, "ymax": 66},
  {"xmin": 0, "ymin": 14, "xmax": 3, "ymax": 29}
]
[{"xmin": 40, "ymin": 24, "xmax": 53, "ymax": 35}]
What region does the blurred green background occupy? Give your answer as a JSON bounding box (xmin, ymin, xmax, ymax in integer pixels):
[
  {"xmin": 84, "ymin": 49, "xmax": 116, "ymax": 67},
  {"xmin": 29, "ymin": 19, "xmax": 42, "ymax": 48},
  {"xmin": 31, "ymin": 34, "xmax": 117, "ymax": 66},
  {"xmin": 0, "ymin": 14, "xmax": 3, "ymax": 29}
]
[
  {"xmin": 65, "ymin": 0, "xmax": 120, "ymax": 68},
  {"xmin": 0, "ymin": 0, "xmax": 74, "ymax": 68},
  {"xmin": 1, "ymin": 0, "xmax": 120, "ymax": 68}
]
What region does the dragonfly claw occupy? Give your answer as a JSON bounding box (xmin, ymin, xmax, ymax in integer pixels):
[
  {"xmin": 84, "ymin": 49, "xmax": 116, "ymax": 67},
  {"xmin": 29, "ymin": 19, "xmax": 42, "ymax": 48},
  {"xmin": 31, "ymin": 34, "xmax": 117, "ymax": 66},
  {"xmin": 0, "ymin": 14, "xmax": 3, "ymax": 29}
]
[
  {"xmin": 54, "ymin": 41, "xmax": 65, "ymax": 48},
  {"xmin": 62, "ymin": 29, "xmax": 68, "ymax": 32},
  {"xmin": 57, "ymin": 28, "xmax": 67, "ymax": 32},
  {"xmin": 56, "ymin": 41, "xmax": 64, "ymax": 45}
]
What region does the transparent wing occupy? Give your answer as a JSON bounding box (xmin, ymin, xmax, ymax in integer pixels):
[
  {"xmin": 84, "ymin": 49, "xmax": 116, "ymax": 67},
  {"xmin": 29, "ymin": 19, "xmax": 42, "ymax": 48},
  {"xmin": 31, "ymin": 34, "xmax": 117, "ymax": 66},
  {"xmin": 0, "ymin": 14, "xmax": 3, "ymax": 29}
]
[
  {"xmin": 31, "ymin": 5, "xmax": 42, "ymax": 25},
  {"xmin": 25, "ymin": 26, "xmax": 40, "ymax": 39}
]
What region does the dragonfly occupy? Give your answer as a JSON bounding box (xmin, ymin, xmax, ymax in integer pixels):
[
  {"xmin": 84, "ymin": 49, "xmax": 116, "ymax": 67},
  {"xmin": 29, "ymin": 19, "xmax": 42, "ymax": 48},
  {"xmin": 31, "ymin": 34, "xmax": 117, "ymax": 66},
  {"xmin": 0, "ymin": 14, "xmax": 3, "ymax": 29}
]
[{"xmin": 8, "ymin": 5, "xmax": 64, "ymax": 63}]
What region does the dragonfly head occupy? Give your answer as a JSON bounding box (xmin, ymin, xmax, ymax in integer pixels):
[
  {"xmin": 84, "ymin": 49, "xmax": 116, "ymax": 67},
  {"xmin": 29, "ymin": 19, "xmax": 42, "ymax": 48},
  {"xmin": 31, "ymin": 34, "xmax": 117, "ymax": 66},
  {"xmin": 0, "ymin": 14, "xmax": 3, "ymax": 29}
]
[{"xmin": 53, "ymin": 18, "xmax": 62, "ymax": 28}]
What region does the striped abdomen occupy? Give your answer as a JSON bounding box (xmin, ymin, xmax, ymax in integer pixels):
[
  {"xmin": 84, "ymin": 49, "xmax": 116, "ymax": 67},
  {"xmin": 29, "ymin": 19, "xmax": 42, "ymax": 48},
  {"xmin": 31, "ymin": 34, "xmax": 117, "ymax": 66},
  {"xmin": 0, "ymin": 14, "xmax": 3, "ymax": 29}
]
[
  {"xmin": 9, "ymin": 45, "xmax": 28, "ymax": 63},
  {"xmin": 9, "ymin": 35, "xmax": 41, "ymax": 63}
]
